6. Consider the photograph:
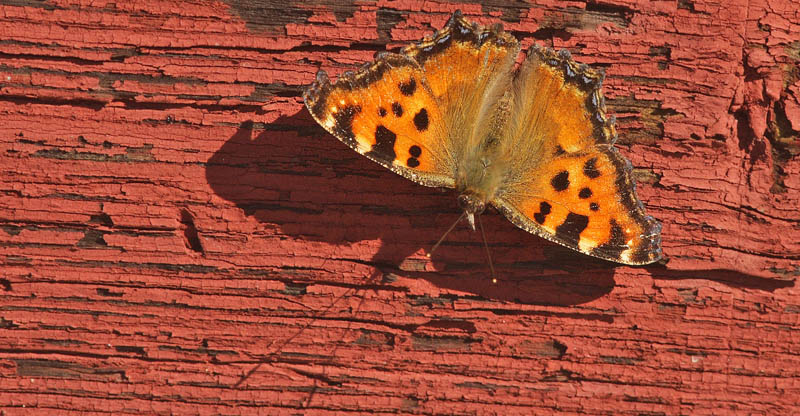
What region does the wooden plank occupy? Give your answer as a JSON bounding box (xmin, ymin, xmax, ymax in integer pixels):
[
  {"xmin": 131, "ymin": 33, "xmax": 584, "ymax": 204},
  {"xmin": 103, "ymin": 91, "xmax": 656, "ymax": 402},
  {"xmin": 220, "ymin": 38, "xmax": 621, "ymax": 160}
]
[{"xmin": 1, "ymin": 0, "xmax": 798, "ymax": 414}]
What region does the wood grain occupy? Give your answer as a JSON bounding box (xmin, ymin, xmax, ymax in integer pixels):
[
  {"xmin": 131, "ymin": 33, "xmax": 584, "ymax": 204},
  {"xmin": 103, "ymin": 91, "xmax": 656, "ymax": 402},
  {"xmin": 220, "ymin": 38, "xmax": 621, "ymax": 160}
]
[{"xmin": 1, "ymin": 0, "xmax": 798, "ymax": 414}]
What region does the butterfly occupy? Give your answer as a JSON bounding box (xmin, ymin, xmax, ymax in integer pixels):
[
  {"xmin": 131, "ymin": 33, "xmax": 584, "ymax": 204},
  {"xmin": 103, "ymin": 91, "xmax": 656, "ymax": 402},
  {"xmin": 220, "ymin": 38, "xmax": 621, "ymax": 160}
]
[{"xmin": 303, "ymin": 10, "xmax": 662, "ymax": 270}]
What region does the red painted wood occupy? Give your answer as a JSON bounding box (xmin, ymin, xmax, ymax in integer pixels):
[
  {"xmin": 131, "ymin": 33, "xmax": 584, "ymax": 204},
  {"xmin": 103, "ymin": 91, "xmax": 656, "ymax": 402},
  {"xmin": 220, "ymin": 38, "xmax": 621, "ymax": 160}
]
[{"xmin": 1, "ymin": 0, "xmax": 799, "ymax": 414}]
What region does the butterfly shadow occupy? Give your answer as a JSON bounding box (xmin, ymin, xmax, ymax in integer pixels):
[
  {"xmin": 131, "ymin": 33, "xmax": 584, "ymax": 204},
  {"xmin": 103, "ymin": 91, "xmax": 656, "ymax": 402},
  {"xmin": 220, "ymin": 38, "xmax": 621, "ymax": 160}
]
[
  {"xmin": 205, "ymin": 107, "xmax": 616, "ymax": 306},
  {"xmin": 646, "ymin": 264, "xmax": 795, "ymax": 292}
]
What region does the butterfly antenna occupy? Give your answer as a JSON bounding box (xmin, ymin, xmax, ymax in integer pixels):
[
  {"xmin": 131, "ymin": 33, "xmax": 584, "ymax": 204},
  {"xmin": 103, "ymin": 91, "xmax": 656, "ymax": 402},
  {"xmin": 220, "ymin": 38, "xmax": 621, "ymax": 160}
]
[
  {"xmin": 477, "ymin": 214, "xmax": 497, "ymax": 284},
  {"xmin": 427, "ymin": 212, "xmax": 466, "ymax": 258}
]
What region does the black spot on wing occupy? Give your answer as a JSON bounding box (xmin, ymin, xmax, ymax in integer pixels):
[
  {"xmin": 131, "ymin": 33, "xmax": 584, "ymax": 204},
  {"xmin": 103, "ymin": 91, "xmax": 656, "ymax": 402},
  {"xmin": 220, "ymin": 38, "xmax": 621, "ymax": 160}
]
[
  {"xmin": 378, "ymin": 107, "xmax": 387, "ymax": 117},
  {"xmin": 551, "ymin": 171, "xmax": 570, "ymax": 191},
  {"xmin": 555, "ymin": 212, "xmax": 589, "ymax": 245},
  {"xmin": 366, "ymin": 125, "xmax": 397, "ymax": 163},
  {"xmin": 392, "ymin": 102, "xmax": 403, "ymax": 117},
  {"xmin": 399, "ymin": 78, "xmax": 416, "ymax": 96},
  {"xmin": 579, "ymin": 187, "xmax": 592, "ymax": 199},
  {"xmin": 413, "ymin": 108, "xmax": 429, "ymax": 131},
  {"xmin": 590, "ymin": 202, "xmax": 599, "ymax": 211},
  {"xmin": 406, "ymin": 145, "xmax": 422, "ymax": 168},
  {"xmin": 583, "ymin": 158, "xmax": 600, "ymax": 178},
  {"xmin": 533, "ymin": 201, "xmax": 551, "ymax": 225}
]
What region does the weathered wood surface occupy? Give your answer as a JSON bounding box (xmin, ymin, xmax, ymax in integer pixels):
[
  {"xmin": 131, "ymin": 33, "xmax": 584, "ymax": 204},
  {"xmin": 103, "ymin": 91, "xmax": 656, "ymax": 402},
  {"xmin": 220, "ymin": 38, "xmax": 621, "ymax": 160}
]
[{"xmin": 1, "ymin": 0, "xmax": 799, "ymax": 414}]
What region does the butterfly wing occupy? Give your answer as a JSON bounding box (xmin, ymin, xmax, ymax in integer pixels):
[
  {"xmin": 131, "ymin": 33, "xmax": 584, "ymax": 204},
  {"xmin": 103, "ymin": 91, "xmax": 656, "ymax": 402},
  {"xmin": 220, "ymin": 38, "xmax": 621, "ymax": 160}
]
[
  {"xmin": 304, "ymin": 10, "xmax": 521, "ymax": 190},
  {"xmin": 402, "ymin": 10, "xmax": 519, "ymax": 107},
  {"xmin": 304, "ymin": 53, "xmax": 454, "ymax": 188},
  {"xmin": 492, "ymin": 45, "xmax": 662, "ymax": 265},
  {"xmin": 402, "ymin": 11, "xmax": 520, "ymax": 172}
]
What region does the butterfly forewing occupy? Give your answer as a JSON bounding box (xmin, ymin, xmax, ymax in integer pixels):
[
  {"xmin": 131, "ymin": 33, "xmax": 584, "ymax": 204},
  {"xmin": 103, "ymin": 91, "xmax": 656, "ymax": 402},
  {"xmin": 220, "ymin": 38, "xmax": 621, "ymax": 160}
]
[
  {"xmin": 402, "ymin": 11, "xmax": 520, "ymax": 168},
  {"xmin": 402, "ymin": 11, "xmax": 520, "ymax": 105},
  {"xmin": 303, "ymin": 53, "xmax": 454, "ymax": 188}
]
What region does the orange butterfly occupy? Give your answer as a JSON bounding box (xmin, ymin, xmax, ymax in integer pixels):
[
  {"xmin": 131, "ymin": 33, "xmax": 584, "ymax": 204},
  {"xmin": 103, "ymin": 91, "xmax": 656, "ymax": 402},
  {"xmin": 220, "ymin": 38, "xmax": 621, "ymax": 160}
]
[{"xmin": 304, "ymin": 10, "xmax": 662, "ymax": 271}]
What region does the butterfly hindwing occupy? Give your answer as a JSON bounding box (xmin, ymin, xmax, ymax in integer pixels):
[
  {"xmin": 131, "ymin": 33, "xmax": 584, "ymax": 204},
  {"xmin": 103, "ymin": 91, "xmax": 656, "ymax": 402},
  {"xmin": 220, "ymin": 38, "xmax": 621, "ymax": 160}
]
[
  {"xmin": 303, "ymin": 53, "xmax": 454, "ymax": 188},
  {"xmin": 495, "ymin": 146, "xmax": 662, "ymax": 264},
  {"xmin": 493, "ymin": 45, "xmax": 662, "ymax": 264}
]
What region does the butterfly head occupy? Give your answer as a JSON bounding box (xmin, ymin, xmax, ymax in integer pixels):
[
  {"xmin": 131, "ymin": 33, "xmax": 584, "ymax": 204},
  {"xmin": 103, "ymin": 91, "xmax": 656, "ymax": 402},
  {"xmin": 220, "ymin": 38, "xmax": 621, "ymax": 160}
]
[{"xmin": 457, "ymin": 190, "xmax": 487, "ymax": 231}]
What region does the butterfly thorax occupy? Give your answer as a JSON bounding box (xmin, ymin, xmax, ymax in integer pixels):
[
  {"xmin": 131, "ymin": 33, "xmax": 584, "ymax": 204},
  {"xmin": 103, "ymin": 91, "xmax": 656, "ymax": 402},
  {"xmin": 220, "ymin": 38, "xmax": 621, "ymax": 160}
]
[
  {"xmin": 455, "ymin": 149, "xmax": 506, "ymax": 231},
  {"xmin": 450, "ymin": 74, "xmax": 513, "ymax": 230}
]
